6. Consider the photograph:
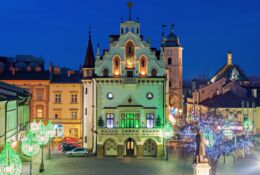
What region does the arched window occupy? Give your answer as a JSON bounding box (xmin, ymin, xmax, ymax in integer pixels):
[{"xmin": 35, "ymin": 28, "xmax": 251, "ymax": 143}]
[
  {"xmin": 103, "ymin": 68, "xmax": 109, "ymax": 77},
  {"xmin": 168, "ymin": 58, "xmax": 172, "ymax": 65},
  {"xmin": 151, "ymin": 69, "xmax": 157, "ymax": 77},
  {"xmin": 121, "ymin": 28, "xmax": 124, "ymax": 34},
  {"xmin": 131, "ymin": 27, "xmax": 134, "ymax": 33},
  {"xmin": 136, "ymin": 28, "xmax": 139, "ymax": 34},
  {"xmin": 126, "ymin": 27, "xmax": 129, "ymax": 33},
  {"xmin": 113, "ymin": 56, "xmax": 121, "ymax": 77},
  {"xmin": 125, "ymin": 41, "xmax": 135, "ymax": 69},
  {"xmin": 139, "ymin": 56, "xmax": 147, "ymax": 77},
  {"xmin": 169, "ymin": 81, "xmax": 172, "ymax": 88}
]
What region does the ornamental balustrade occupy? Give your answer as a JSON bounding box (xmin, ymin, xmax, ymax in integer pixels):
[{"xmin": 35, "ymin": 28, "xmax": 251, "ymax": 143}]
[{"xmin": 98, "ymin": 128, "xmax": 161, "ymax": 136}]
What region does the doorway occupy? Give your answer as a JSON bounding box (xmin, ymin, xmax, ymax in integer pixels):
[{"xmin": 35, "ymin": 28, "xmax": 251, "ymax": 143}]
[{"xmin": 126, "ymin": 138, "xmax": 135, "ymax": 157}]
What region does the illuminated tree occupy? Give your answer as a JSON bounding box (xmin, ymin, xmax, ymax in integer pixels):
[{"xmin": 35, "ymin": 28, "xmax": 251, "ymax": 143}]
[
  {"xmin": 46, "ymin": 120, "xmax": 55, "ymax": 159},
  {"xmin": 0, "ymin": 143, "xmax": 22, "ymax": 175}
]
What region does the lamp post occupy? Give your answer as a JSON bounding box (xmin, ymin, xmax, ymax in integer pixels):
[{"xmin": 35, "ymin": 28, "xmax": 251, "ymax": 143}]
[
  {"xmin": 162, "ymin": 122, "xmax": 174, "ymax": 160},
  {"xmin": 46, "ymin": 121, "xmax": 55, "ymax": 159},
  {"xmin": 21, "ymin": 131, "xmax": 40, "ymax": 175},
  {"xmin": 35, "ymin": 120, "xmax": 49, "ymax": 173},
  {"xmin": 0, "ymin": 142, "xmax": 22, "ymax": 175}
]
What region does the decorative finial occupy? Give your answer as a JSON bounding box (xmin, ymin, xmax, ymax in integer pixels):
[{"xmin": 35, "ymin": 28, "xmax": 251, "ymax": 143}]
[
  {"xmin": 170, "ymin": 24, "xmax": 174, "ymax": 33},
  {"xmin": 127, "ymin": 1, "xmax": 133, "ymax": 20},
  {"xmin": 227, "ymin": 51, "xmax": 232, "ymax": 65},
  {"xmin": 162, "ymin": 24, "xmax": 167, "ymax": 37},
  {"xmin": 88, "ymin": 27, "xmax": 92, "ymax": 39}
]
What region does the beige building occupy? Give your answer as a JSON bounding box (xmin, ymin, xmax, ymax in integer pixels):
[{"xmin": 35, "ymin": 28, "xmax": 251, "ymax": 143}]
[{"xmin": 49, "ymin": 67, "xmax": 82, "ymax": 139}]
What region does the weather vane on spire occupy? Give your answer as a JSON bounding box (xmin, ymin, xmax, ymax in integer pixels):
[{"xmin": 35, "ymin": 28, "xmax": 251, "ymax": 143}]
[
  {"xmin": 127, "ymin": 1, "xmax": 133, "ymax": 20},
  {"xmin": 170, "ymin": 24, "xmax": 174, "ymax": 33}
]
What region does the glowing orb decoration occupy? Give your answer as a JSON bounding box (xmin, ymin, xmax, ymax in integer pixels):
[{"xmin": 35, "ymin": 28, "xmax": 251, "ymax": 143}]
[
  {"xmin": 30, "ymin": 119, "xmax": 40, "ymax": 133},
  {"xmin": 162, "ymin": 122, "xmax": 174, "ymax": 139},
  {"xmin": 35, "ymin": 120, "xmax": 49, "ymax": 146},
  {"xmin": 21, "ymin": 131, "xmax": 40, "ymax": 157},
  {"xmin": 0, "ymin": 143, "xmax": 22, "ymax": 175},
  {"xmin": 46, "ymin": 121, "xmax": 55, "ymax": 138},
  {"xmin": 243, "ymin": 119, "xmax": 253, "ymax": 132},
  {"xmin": 203, "ymin": 129, "xmax": 216, "ymax": 148}
]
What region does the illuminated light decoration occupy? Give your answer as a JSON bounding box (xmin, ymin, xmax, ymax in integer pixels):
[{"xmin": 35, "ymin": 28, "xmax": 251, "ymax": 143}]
[
  {"xmin": 146, "ymin": 92, "xmax": 153, "ymax": 100},
  {"xmin": 162, "ymin": 122, "xmax": 174, "ymax": 139},
  {"xmin": 0, "ymin": 143, "xmax": 22, "ymax": 175},
  {"xmin": 141, "ymin": 71, "xmax": 145, "ymax": 75},
  {"xmin": 203, "ymin": 129, "xmax": 216, "ymax": 148},
  {"xmin": 46, "ymin": 121, "xmax": 55, "ymax": 138},
  {"xmin": 30, "ymin": 119, "xmax": 40, "ymax": 133},
  {"xmin": 243, "ymin": 118, "xmax": 253, "ymax": 132},
  {"xmin": 114, "ymin": 71, "xmax": 119, "ymax": 76},
  {"xmin": 36, "ymin": 120, "xmax": 49, "ymax": 146},
  {"xmin": 169, "ymin": 114, "xmax": 176, "ymax": 125},
  {"xmin": 106, "ymin": 92, "xmax": 113, "ymax": 100},
  {"xmin": 222, "ymin": 122, "xmax": 234, "ymax": 140},
  {"xmin": 21, "ymin": 131, "xmax": 40, "ymax": 157}
]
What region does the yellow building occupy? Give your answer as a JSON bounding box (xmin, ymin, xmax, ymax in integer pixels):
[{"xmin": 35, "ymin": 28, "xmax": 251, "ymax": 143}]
[{"xmin": 49, "ymin": 67, "xmax": 82, "ymax": 139}]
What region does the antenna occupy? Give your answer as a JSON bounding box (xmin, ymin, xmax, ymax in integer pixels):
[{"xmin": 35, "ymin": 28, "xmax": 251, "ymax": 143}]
[{"xmin": 127, "ymin": 1, "xmax": 133, "ymax": 20}]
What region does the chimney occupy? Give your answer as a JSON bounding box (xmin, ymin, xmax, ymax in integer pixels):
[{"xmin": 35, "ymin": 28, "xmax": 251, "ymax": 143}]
[
  {"xmin": 35, "ymin": 66, "xmax": 42, "ymax": 72},
  {"xmin": 53, "ymin": 67, "xmax": 60, "ymax": 75},
  {"xmin": 27, "ymin": 66, "xmax": 32, "ymax": 71},
  {"xmin": 227, "ymin": 51, "xmax": 232, "ymax": 65}
]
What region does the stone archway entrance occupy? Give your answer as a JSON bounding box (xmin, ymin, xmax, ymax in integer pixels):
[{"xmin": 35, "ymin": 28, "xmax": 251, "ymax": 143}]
[
  {"xmin": 104, "ymin": 139, "xmax": 117, "ymax": 156},
  {"xmin": 126, "ymin": 138, "xmax": 135, "ymax": 157},
  {"xmin": 143, "ymin": 139, "xmax": 156, "ymax": 157}
]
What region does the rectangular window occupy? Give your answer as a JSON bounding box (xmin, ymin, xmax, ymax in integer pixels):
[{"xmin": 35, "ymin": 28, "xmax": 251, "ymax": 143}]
[
  {"xmin": 71, "ymin": 111, "xmax": 77, "ymax": 119},
  {"xmin": 146, "ymin": 113, "xmax": 154, "ymax": 128},
  {"xmin": 85, "ymin": 88, "xmax": 88, "ymax": 94},
  {"xmin": 36, "ymin": 107, "xmax": 43, "ymax": 118},
  {"xmin": 71, "ymin": 94, "xmax": 78, "ymax": 103},
  {"xmin": 106, "ymin": 113, "xmax": 114, "ymax": 128},
  {"xmin": 85, "ymin": 108, "xmax": 87, "ymax": 115},
  {"xmin": 36, "ymin": 91, "xmax": 43, "ymax": 100},
  {"xmin": 55, "ymin": 94, "xmax": 61, "ymax": 103}
]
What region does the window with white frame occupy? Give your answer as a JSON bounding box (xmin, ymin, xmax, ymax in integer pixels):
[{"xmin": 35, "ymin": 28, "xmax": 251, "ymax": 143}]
[
  {"xmin": 55, "ymin": 94, "xmax": 61, "ymax": 103},
  {"xmin": 71, "ymin": 111, "xmax": 77, "ymax": 119},
  {"xmin": 146, "ymin": 113, "xmax": 154, "ymax": 128},
  {"xmin": 71, "ymin": 94, "xmax": 78, "ymax": 103},
  {"xmin": 106, "ymin": 113, "xmax": 114, "ymax": 128}
]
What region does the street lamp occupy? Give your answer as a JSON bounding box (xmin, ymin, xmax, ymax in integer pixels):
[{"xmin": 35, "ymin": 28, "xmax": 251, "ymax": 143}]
[
  {"xmin": 21, "ymin": 131, "xmax": 40, "ymax": 175},
  {"xmin": 0, "ymin": 142, "xmax": 22, "ymax": 175},
  {"xmin": 162, "ymin": 122, "xmax": 174, "ymax": 160},
  {"xmin": 46, "ymin": 120, "xmax": 55, "ymax": 159},
  {"xmin": 35, "ymin": 120, "xmax": 49, "ymax": 173}
]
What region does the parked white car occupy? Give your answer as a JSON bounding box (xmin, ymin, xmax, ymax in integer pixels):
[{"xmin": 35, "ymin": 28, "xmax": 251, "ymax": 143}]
[{"xmin": 66, "ymin": 148, "xmax": 88, "ymax": 157}]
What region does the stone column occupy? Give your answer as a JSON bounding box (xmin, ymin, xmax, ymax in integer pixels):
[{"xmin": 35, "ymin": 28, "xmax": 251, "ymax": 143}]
[
  {"xmin": 137, "ymin": 145, "xmax": 143, "ymax": 157},
  {"xmin": 156, "ymin": 144, "xmax": 164, "ymax": 158},
  {"xmin": 117, "ymin": 145, "xmax": 124, "ymax": 158}
]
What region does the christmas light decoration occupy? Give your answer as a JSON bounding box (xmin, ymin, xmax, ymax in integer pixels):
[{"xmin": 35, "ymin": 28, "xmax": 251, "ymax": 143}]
[
  {"xmin": 0, "ymin": 143, "xmax": 22, "ymax": 175},
  {"xmin": 36, "ymin": 120, "xmax": 49, "ymax": 146},
  {"xmin": 21, "ymin": 131, "xmax": 40, "ymax": 157},
  {"xmin": 162, "ymin": 122, "xmax": 174, "ymax": 139},
  {"xmin": 46, "ymin": 120, "xmax": 55, "ymax": 159},
  {"xmin": 243, "ymin": 118, "xmax": 253, "ymax": 132},
  {"xmin": 30, "ymin": 119, "xmax": 40, "ymax": 133}
]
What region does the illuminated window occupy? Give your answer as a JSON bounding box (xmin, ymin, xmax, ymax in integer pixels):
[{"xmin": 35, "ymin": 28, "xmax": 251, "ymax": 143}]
[
  {"xmin": 106, "ymin": 113, "xmax": 114, "ymax": 128},
  {"xmin": 146, "ymin": 113, "xmax": 154, "ymax": 128},
  {"xmin": 125, "ymin": 41, "xmax": 135, "ymax": 69},
  {"xmin": 113, "ymin": 56, "xmax": 121, "ymax": 77},
  {"xmin": 71, "ymin": 94, "xmax": 78, "ymax": 103},
  {"xmin": 36, "ymin": 106, "xmax": 43, "ymax": 118},
  {"xmin": 139, "ymin": 56, "xmax": 147, "ymax": 76},
  {"xmin": 55, "ymin": 94, "xmax": 61, "ymax": 103}
]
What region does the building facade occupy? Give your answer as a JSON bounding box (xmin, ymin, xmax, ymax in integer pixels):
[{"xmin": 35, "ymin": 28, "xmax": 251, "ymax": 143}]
[
  {"xmin": 49, "ymin": 67, "xmax": 83, "ymax": 139},
  {"xmin": 0, "ymin": 55, "xmax": 50, "ymax": 122},
  {"xmin": 81, "ymin": 16, "xmax": 181, "ymax": 157},
  {"xmin": 0, "ymin": 81, "xmax": 31, "ymax": 152}
]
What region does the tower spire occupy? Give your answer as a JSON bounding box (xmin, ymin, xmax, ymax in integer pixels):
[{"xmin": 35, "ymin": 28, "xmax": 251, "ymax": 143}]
[
  {"xmin": 127, "ymin": 1, "xmax": 133, "ymax": 20},
  {"xmin": 170, "ymin": 24, "xmax": 174, "ymax": 33},
  {"xmin": 82, "ymin": 27, "xmax": 95, "ymax": 69}
]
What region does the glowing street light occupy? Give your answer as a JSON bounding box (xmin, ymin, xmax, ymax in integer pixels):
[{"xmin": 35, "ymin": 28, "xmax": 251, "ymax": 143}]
[
  {"xmin": 161, "ymin": 122, "xmax": 174, "ymax": 160},
  {"xmin": 21, "ymin": 131, "xmax": 40, "ymax": 175},
  {"xmin": 35, "ymin": 120, "xmax": 49, "ymax": 173},
  {"xmin": 0, "ymin": 142, "xmax": 22, "ymax": 175},
  {"xmin": 46, "ymin": 120, "xmax": 55, "ymax": 159}
]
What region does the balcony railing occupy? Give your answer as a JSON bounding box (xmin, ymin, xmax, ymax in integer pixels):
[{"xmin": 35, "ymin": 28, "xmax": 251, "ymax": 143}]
[{"xmin": 97, "ymin": 128, "xmax": 162, "ymax": 136}]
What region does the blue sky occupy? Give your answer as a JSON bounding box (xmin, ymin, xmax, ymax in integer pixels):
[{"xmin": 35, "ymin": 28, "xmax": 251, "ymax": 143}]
[{"xmin": 0, "ymin": 0, "xmax": 259, "ymax": 79}]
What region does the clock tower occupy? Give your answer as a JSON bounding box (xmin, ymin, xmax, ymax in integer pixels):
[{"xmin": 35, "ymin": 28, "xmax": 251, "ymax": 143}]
[{"xmin": 163, "ymin": 25, "xmax": 183, "ymax": 120}]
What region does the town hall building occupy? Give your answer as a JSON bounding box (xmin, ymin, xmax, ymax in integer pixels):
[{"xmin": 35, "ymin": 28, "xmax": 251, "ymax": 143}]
[{"xmin": 81, "ymin": 7, "xmax": 183, "ymax": 158}]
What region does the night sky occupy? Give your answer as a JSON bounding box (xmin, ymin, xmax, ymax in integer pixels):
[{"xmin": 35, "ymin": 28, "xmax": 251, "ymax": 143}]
[{"xmin": 0, "ymin": 0, "xmax": 259, "ymax": 79}]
